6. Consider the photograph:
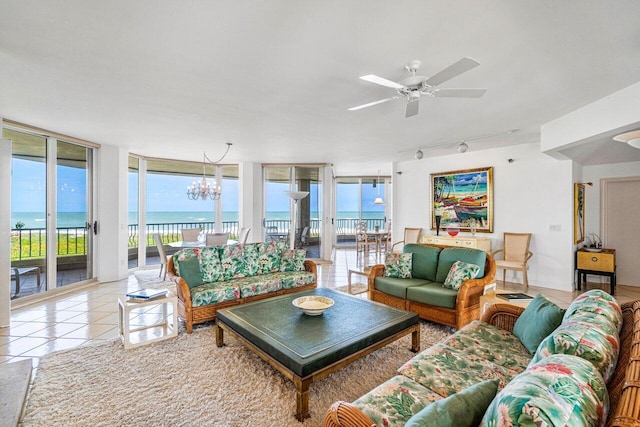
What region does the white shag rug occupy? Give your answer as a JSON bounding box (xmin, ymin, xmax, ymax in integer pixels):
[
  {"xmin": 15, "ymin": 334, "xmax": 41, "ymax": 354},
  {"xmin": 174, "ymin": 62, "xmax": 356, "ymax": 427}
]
[{"xmin": 22, "ymin": 321, "xmax": 452, "ymax": 427}]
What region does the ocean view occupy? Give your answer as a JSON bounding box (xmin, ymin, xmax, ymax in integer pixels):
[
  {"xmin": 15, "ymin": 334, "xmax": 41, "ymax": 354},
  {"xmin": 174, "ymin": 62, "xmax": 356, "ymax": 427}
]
[{"xmin": 11, "ymin": 211, "xmax": 386, "ymax": 229}]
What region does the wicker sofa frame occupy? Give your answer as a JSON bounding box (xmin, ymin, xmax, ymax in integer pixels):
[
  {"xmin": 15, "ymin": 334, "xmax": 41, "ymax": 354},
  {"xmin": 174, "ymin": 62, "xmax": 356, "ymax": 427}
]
[
  {"xmin": 167, "ymin": 256, "xmax": 317, "ymax": 333},
  {"xmin": 368, "ymin": 245, "xmax": 496, "ymax": 329},
  {"xmin": 324, "ymin": 300, "xmax": 640, "ymax": 427}
]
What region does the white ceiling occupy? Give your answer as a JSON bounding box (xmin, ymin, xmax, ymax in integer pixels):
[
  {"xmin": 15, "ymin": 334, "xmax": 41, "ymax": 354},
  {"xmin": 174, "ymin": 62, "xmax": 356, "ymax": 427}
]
[{"xmin": 1, "ymin": 1, "xmax": 640, "ymax": 174}]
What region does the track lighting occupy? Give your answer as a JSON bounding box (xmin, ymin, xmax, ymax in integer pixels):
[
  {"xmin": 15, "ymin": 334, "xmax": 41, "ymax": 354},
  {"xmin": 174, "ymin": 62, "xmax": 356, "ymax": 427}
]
[
  {"xmin": 415, "ymin": 149, "xmax": 424, "ymax": 159},
  {"xmin": 457, "ymin": 142, "xmax": 469, "ymax": 153}
]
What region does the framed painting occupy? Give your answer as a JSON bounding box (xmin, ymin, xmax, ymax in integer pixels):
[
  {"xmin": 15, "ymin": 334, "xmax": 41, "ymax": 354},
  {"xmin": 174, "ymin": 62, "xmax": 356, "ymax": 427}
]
[
  {"xmin": 431, "ymin": 166, "xmax": 494, "ymax": 233},
  {"xmin": 574, "ymin": 183, "xmax": 585, "ymax": 244}
]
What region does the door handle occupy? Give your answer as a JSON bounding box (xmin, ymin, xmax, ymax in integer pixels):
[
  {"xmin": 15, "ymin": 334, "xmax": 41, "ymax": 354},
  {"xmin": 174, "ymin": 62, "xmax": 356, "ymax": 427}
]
[{"xmin": 93, "ymin": 221, "xmax": 98, "ymax": 235}]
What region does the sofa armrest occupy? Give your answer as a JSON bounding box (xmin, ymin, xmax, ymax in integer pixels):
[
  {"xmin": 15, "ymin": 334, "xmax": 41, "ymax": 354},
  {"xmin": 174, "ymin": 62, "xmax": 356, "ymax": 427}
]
[
  {"xmin": 304, "ymin": 260, "xmax": 317, "ymax": 277},
  {"xmin": 167, "ymin": 256, "xmax": 192, "ymax": 308},
  {"xmin": 456, "ymin": 252, "xmax": 497, "ymax": 310},
  {"xmin": 367, "ymin": 264, "xmax": 385, "ymax": 293},
  {"xmin": 323, "ymin": 401, "xmax": 376, "ymax": 427},
  {"xmin": 479, "ymin": 303, "xmax": 525, "ymax": 333}
]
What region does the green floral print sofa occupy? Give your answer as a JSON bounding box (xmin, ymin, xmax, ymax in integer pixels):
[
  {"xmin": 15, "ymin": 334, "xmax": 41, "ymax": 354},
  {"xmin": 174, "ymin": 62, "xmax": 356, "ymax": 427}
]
[
  {"xmin": 167, "ymin": 241, "xmax": 317, "ymax": 333},
  {"xmin": 324, "ymin": 290, "xmax": 640, "ymax": 427},
  {"xmin": 369, "ymin": 244, "xmax": 496, "ymax": 329}
]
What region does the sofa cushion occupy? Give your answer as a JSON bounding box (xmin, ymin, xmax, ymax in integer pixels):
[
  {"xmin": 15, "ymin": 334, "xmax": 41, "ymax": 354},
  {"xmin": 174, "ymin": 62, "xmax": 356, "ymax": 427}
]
[
  {"xmin": 353, "ymin": 374, "xmax": 444, "ymax": 427},
  {"xmin": 199, "ymin": 247, "xmax": 224, "ymax": 283},
  {"xmin": 530, "ymin": 319, "xmax": 620, "ymax": 383},
  {"xmin": 443, "ymin": 261, "xmax": 480, "ymax": 290},
  {"xmin": 275, "ymin": 271, "xmax": 316, "ymax": 289},
  {"xmin": 220, "ymin": 243, "xmax": 260, "ymax": 279},
  {"xmin": 406, "ymin": 283, "xmax": 458, "ymax": 309},
  {"xmin": 435, "ymin": 248, "xmax": 486, "ymax": 283},
  {"xmin": 190, "ymin": 281, "xmax": 240, "ymax": 307},
  {"xmin": 405, "ymin": 379, "xmax": 499, "ymax": 427},
  {"xmin": 512, "ymin": 294, "xmax": 565, "ymax": 354},
  {"xmin": 563, "ymin": 288, "xmax": 622, "ymax": 333},
  {"xmin": 404, "ymin": 243, "xmax": 440, "ymax": 281},
  {"xmin": 257, "ymin": 241, "xmax": 281, "ymax": 274},
  {"xmin": 442, "ymin": 320, "xmax": 531, "ymax": 371},
  {"xmin": 177, "ymin": 256, "xmax": 204, "ymax": 288},
  {"xmin": 483, "ymin": 354, "xmax": 609, "ymax": 427},
  {"xmin": 374, "ymin": 277, "xmax": 430, "ymax": 299},
  {"xmin": 280, "ymin": 249, "xmax": 306, "ymax": 272},
  {"xmin": 235, "ymin": 275, "xmax": 282, "ymax": 298},
  {"xmin": 384, "ymin": 252, "xmax": 413, "ymax": 278},
  {"xmin": 398, "ymin": 343, "xmax": 521, "ymax": 398}
]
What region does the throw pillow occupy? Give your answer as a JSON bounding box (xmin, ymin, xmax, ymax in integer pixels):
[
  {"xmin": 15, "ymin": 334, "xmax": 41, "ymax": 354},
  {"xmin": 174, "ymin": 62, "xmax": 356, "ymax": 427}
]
[
  {"xmin": 512, "ymin": 294, "xmax": 565, "ymax": 354},
  {"xmin": 442, "ymin": 260, "xmax": 480, "ymax": 290},
  {"xmin": 280, "ymin": 249, "xmax": 306, "ymax": 272},
  {"xmin": 257, "ymin": 242, "xmax": 281, "ymax": 274},
  {"xmin": 383, "ymin": 252, "xmax": 413, "ymax": 278},
  {"xmin": 405, "ymin": 379, "xmax": 499, "ymax": 427},
  {"xmin": 177, "ymin": 256, "xmax": 203, "ymax": 289}
]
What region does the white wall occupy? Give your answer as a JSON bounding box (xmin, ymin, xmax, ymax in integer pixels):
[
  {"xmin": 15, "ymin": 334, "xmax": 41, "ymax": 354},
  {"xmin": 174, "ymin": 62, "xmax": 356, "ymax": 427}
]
[
  {"xmin": 394, "ymin": 142, "xmax": 575, "ymax": 291},
  {"xmin": 0, "ymin": 137, "xmax": 11, "ymax": 327},
  {"xmin": 96, "ymin": 144, "xmax": 129, "ymax": 282}
]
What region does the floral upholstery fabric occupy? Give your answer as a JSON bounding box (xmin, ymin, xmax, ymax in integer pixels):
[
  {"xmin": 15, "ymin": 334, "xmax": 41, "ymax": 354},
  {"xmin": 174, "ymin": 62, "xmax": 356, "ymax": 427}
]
[
  {"xmin": 442, "ymin": 320, "xmax": 532, "ymax": 371},
  {"xmin": 442, "ymin": 260, "xmax": 480, "ymax": 290},
  {"xmin": 190, "ymin": 281, "xmax": 240, "ymax": 307},
  {"xmin": 384, "ymin": 252, "xmax": 413, "ymax": 279},
  {"xmin": 199, "ymin": 247, "xmax": 223, "ymax": 283},
  {"xmin": 280, "ymin": 249, "xmax": 306, "ymax": 272},
  {"xmin": 482, "ymin": 354, "xmax": 609, "ymax": 427},
  {"xmin": 235, "ymin": 275, "xmax": 282, "ymax": 298},
  {"xmin": 563, "ymin": 289, "xmax": 622, "ymax": 333},
  {"xmin": 172, "ymin": 248, "xmax": 200, "ymax": 276},
  {"xmin": 353, "ymin": 375, "xmax": 444, "ymax": 427},
  {"xmin": 530, "ymin": 319, "xmax": 620, "ymax": 383},
  {"xmin": 398, "ymin": 343, "xmax": 523, "ymax": 398},
  {"xmin": 257, "ymin": 242, "xmax": 281, "ymax": 274},
  {"xmin": 274, "ymin": 271, "xmax": 316, "ymax": 289},
  {"xmin": 220, "ymin": 243, "xmax": 260, "ymax": 280}
]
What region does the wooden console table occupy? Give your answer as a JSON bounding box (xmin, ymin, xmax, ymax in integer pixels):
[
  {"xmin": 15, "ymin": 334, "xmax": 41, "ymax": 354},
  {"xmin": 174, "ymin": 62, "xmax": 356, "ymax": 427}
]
[
  {"xmin": 576, "ymin": 248, "xmax": 616, "ymax": 295},
  {"xmin": 422, "ymin": 235, "xmax": 491, "ymax": 253}
]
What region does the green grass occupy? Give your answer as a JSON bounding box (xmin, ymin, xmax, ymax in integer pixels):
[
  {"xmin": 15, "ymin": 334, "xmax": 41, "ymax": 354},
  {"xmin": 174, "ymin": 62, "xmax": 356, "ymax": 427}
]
[{"xmin": 11, "ymin": 235, "xmax": 87, "ymax": 261}]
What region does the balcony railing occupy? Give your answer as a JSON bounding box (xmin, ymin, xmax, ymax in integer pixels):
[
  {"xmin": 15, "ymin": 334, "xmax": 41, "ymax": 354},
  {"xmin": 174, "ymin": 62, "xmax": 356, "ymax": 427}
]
[{"xmin": 11, "ymin": 217, "xmax": 388, "ymax": 260}]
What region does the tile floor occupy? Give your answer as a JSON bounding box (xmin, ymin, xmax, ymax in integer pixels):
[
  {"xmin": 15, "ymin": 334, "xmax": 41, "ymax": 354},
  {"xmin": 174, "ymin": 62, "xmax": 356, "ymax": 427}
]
[{"xmin": 2, "ymin": 247, "xmax": 639, "ymax": 374}]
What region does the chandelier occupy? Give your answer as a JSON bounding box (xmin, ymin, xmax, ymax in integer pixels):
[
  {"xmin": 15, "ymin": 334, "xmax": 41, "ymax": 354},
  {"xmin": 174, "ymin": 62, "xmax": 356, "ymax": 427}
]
[{"xmin": 186, "ymin": 143, "xmax": 232, "ymax": 201}]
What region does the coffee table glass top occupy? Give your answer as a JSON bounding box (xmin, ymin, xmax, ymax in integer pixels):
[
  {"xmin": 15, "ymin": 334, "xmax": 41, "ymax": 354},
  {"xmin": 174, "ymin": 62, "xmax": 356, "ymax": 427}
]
[{"xmin": 217, "ymin": 288, "xmax": 418, "ymax": 377}]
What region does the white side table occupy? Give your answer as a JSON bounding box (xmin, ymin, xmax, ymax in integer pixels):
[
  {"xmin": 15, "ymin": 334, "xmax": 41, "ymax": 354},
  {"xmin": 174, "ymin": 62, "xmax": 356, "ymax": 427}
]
[{"xmin": 118, "ymin": 292, "xmax": 178, "ymax": 349}]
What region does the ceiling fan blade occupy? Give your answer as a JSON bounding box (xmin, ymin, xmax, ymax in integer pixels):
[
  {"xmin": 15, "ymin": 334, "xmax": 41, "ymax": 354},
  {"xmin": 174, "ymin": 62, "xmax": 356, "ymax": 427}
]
[
  {"xmin": 424, "ymin": 57, "xmax": 480, "ymax": 87},
  {"xmin": 360, "ymin": 74, "xmax": 405, "ymax": 89},
  {"xmin": 405, "ymin": 99, "xmax": 419, "ymax": 118},
  {"xmin": 432, "ymin": 88, "xmax": 487, "ymax": 98},
  {"xmin": 348, "ymin": 97, "xmax": 399, "ymax": 111}
]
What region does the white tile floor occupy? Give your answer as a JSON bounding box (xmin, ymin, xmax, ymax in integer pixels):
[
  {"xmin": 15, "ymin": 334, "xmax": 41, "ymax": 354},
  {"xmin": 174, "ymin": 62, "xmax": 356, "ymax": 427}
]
[{"xmin": 2, "ymin": 247, "xmax": 639, "ymax": 371}]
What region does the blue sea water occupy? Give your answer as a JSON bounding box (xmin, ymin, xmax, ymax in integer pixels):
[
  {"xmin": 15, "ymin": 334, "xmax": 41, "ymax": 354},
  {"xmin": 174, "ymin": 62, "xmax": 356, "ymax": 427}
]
[{"xmin": 11, "ymin": 210, "xmax": 385, "ymax": 229}]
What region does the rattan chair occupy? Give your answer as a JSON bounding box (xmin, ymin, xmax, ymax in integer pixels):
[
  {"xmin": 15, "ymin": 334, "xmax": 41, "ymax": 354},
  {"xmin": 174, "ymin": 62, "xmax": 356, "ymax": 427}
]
[
  {"xmin": 206, "ymin": 232, "xmax": 229, "ymax": 246},
  {"xmin": 181, "ymin": 228, "xmax": 201, "ymax": 242},
  {"xmin": 391, "ymin": 227, "xmax": 422, "ymax": 252},
  {"xmin": 492, "ymin": 232, "xmax": 533, "ymax": 291}
]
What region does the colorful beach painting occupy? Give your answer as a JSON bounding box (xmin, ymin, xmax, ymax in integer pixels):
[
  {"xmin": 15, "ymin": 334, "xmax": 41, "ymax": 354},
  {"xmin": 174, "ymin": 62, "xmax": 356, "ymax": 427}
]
[{"xmin": 430, "ymin": 166, "xmax": 493, "ymax": 233}]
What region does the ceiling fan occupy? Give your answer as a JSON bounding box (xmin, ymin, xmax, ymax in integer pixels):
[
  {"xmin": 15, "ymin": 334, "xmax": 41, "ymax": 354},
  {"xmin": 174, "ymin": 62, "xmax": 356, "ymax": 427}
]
[{"xmin": 349, "ymin": 57, "xmax": 487, "ymax": 118}]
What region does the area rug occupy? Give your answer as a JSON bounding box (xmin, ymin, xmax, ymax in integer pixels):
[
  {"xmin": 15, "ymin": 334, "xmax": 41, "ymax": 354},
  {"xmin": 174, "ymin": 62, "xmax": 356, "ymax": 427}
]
[{"xmin": 22, "ymin": 321, "xmax": 452, "ymax": 427}]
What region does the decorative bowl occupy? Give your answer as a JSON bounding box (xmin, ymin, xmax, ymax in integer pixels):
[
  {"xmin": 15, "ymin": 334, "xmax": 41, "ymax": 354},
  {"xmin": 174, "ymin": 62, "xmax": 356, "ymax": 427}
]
[
  {"xmin": 292, "ymin": 295, "xmax": 334, "ymax": 316},
  {"xmin": 584, "ymin": 247, "xmax": 602, "ymax": 253},
  {"xmin": 446, "ymin": 227, "xmax": 459, "ymax": 237}
]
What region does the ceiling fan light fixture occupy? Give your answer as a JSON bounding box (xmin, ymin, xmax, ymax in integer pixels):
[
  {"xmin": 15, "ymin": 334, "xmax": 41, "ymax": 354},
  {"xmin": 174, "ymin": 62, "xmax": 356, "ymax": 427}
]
[
  {"xmin": 628, "ymin": 138, "xmax": 640, "ymax": 149},
  {"xmin": 613, "ymin": 130, "xmax": 640, "ymax": 149},
  {"xmin": 415, "ymin": 149, "xmax": 424, "ymax": 159},
  {"xmin": 457, "ymin": 141, "xmax": 469, "ymax": 153}
]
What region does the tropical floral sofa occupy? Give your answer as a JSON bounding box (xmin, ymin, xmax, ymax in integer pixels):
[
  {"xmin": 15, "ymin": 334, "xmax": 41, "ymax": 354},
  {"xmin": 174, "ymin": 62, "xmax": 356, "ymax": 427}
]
[
  {"xmin": 324, "ymin": 290, "xmax": 640, "ymax": 427},
  {"xmin": 167, "ymin": 242, "xmax": 316, "ymax": 333},
  {"xmin": 369, "ymin": 244, "xmax": 496, "ymax": 329}
]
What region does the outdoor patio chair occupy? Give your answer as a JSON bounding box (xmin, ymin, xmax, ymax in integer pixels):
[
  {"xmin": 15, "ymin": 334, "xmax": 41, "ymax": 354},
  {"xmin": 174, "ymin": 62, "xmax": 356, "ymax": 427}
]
[
  {"xmin": 238, "ymin": 227, "xmax": 250, "ymax": 244},
  {"xmin": 206, "ymin": 232, "xmax": 229, "ymax": 246},
  {"xmin": 181, "ymin": 228, "xmax": 201, "ymax": 242},
  {"xmin": 153, "ymin": 233, "xmax": 168, "ymax": 281}
]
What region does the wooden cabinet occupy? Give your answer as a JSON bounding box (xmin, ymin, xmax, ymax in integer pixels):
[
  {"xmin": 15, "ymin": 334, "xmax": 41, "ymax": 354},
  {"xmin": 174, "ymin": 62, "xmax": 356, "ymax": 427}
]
[
  {"xmin": 422, "ymin": 235, "xmax": 491, "ymax": 253},
  {"xmin": 577, "ymin": 249, "xmax": 615, "ymax": 272},
  {"xmin": 576, "ymin": 248, "xmax": 616, "ymax": 294}
]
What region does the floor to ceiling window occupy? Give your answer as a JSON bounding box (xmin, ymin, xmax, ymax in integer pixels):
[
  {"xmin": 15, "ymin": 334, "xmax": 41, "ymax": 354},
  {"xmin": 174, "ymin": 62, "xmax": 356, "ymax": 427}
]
[
  {"xmin": 335, "ymin": 176, "xmax": 389, "ymax": 246},
  {"xmin": 263, "ymin": 165, "xmax": 322, "ymax": 259},
  {"xmin": 4, "ymin": 126, "xmax": 96, "ymax": 300}
]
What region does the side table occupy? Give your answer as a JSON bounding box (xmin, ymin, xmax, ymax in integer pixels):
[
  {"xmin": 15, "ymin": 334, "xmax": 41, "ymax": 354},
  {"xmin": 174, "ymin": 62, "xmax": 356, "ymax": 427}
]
[
  {"xmin": 479, "ymin": 291, "xmax": 533, "ymax": 317},
  {"xmin": 347, "ymin": 266, "xmax": 371, "ymax": 295},
  {"xmin": 576, "ymin": 249, "xmax": 616, "ymax": 295},
  {"xmin": 118, "ymin": 292, "xmax": 178, "ymax": 349}
]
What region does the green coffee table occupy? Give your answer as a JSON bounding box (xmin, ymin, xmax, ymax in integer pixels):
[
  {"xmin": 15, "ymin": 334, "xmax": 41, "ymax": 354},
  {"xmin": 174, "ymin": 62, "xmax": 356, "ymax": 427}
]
[{"xmin": 215, "ymin": 288, "xmax": 420, "ymax": 421}]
